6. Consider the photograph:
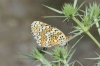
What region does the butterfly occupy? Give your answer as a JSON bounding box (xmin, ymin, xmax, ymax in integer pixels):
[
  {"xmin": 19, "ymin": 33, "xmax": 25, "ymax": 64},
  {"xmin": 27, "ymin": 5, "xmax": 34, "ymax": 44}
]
[{"xmin": 31, "ymin": 21, "xmax": 71, "ymax": 47}]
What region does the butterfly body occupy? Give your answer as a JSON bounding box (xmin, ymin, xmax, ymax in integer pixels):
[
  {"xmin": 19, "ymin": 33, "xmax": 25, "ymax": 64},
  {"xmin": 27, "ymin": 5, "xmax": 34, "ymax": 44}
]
[{"xmin": 31, "ymin": 21, "xmax": 70, "ymax": 47}]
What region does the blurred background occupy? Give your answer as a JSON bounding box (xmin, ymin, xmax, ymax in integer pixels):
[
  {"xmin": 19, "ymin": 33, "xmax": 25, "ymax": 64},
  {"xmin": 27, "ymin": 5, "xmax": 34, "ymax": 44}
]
[{"xmin": 0, "ymin": 0, "xmax": 100, "ymax": 66}]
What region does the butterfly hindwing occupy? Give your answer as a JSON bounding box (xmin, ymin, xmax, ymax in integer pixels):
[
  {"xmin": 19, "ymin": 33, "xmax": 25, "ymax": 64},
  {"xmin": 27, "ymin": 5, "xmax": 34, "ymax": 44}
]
[{"xmin": 31, "ymin": 21, "xmax": 69, "ymax": 47}]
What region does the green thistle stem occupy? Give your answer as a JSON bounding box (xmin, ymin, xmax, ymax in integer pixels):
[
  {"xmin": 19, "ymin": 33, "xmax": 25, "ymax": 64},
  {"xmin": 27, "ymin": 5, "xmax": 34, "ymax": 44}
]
[
  {"xmin": 63, "ymin": 60, "xmax": 69, "ymax": 66},
  {"xmin": 72, "ymin": 17, "xmax": 100, "ymax": 48},
  {"xmin": 95, "ymin": 20, "xmax": 100, "ymax": 35},
  {"xmin": 40, "ymin": 57, "xmax": 51, "ymax": 66},
  {"xmin": 86, "ymin": 31, "xmax": 100, "ymax": 47}
]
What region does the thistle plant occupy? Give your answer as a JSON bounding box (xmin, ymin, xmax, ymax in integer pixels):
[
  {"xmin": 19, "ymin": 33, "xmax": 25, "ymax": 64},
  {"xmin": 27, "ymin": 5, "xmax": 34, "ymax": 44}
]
[
  {"xmin": 20, "ymin": 45, "xmax": 76, "ymax": 66},
  {"xmin": 43, "ymin": 0, "xmax": 100, "ymax": 48}
]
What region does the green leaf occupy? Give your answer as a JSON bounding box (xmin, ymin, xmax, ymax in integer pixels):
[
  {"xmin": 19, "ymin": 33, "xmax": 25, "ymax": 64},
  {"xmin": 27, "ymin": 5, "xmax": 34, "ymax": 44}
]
[
  {"xmin": 43, "ymin": 16, "xmax": 66, "ymax": 18},
  {"xmin": 67, "ymin": 49, "xmax": 76, "ymax": 63},
  {"xmin": 73, "ymin": 0, "xmax": 77, "ymax": 8},
  {"xmin": 42, "ymin": 4, "xmax": 63, "ymax": 14}
]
